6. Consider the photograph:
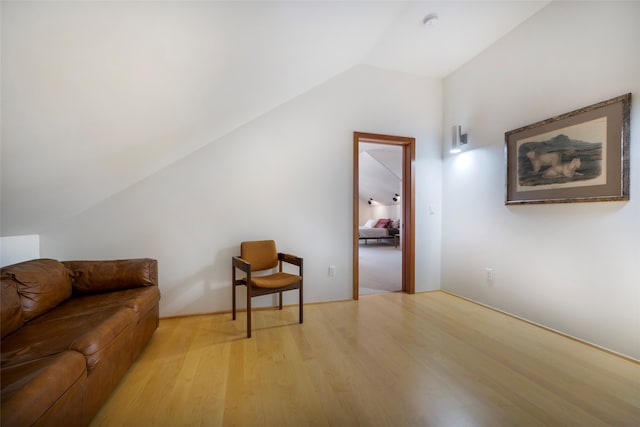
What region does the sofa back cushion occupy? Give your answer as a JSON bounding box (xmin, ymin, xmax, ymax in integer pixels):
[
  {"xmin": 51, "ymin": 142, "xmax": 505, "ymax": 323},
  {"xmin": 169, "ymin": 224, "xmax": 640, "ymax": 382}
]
[
  {"xmin": 1, "ymin": 259, "xmax": 73, "ymax": 322},
  {"xmin": 63, "ymin": 259, "xmax": 158, "ymax": 295},
  {"xmin": 1, "ymin": 278, "xmax": 24, "ymax": 338}
]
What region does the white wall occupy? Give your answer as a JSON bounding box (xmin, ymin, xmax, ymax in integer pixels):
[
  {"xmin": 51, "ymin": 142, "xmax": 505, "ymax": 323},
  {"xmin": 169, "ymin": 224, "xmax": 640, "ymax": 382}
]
[
  {"xmin": 0, "ymin": 235, "xmax": 40, "ymax": 267},
  {"xmin": 41, "ymin": 65, "xmax": 443, "ymax": 316},
  {"xmin": 442, "ymin": 2, "xmax": 640, "ymax": 360}
]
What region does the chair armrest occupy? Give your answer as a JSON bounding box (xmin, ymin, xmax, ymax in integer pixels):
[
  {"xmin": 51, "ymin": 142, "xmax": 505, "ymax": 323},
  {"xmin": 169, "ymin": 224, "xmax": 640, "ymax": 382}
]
[
  {"xmin": 232, "ymin": 256, "xmax": 251, "ymax": 273},
  {"xmin": 278, "ymin": 253, "xmax": 303, "ymax": 267}
]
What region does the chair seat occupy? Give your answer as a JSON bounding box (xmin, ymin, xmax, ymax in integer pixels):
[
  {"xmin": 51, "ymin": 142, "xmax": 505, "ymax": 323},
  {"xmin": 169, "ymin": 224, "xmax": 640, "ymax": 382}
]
[{"xmin": 250, "ymin": 272, "xmax": 301, "ymax": 289}]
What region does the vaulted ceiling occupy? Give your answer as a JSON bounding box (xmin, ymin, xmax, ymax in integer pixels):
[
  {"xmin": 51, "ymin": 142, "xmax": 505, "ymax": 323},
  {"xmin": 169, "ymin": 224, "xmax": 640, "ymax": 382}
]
[
  {"xmin": 0, "ymin": 1, "xmax": 550, "ymax": 236},
  {"xmin": 359, "ymin": 143, "xmax": 402, "ymax": 207}
]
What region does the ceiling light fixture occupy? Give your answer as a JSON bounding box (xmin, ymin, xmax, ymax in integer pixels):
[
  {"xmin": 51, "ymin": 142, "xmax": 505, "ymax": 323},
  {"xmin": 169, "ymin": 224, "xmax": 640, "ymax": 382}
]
[{"xmin": 422, "ymin": 13, "xmax": 439, "ymax": 28}]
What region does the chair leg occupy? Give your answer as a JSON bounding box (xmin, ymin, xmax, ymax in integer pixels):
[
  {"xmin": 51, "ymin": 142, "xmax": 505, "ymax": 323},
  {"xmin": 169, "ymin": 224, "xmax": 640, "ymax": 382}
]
[
  {"xmin": 299, "ymin": 282, "xmax": 303, "ymax": 324},
  {"xmin": 246, "ymin": 285, "xmax": 252, "ymax": 338},
  {"xmin": 232, "ymin": 286, "xmax": 236, "ymax": 320},
  {"xmin": 232, "ymin": 268, "xmax": 236, "ymax": 321},
  {"xmin": 278, "ymin": 291, "xmax": 283, "ymax": 310}
]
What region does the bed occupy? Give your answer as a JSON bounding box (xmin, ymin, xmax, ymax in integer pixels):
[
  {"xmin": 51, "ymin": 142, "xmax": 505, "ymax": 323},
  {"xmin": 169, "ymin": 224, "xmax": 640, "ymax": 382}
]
[{"xmin": 359, "ymin": 218, "xmax": 400, "ymax": 246}]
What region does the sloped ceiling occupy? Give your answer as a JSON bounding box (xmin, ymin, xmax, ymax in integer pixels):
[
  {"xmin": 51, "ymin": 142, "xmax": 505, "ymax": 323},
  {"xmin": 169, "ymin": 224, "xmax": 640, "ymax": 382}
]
[
  {"xmin": 359, "ymin": 143, "xmax": 402, "ymax": 206},
  {"xmin": 0, "ymin": 1, "xmax": 550, "ymax": 236}
]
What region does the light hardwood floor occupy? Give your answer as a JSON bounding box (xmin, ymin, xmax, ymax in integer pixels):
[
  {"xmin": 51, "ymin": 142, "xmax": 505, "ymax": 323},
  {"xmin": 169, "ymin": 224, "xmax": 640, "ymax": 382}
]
[{"xmin": 91, "ymin": 291, "xmax": 640, "ymax": 426}]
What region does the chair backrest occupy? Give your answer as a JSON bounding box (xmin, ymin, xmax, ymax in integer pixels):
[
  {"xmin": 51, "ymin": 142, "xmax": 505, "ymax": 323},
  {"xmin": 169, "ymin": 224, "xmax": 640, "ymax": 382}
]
[{"xmin": 240, "ymin": 240, "xmax": 278, "ymax": 272}]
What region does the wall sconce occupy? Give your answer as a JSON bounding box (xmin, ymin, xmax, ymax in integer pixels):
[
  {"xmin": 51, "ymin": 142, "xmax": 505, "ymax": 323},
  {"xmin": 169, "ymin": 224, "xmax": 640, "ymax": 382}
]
[
  {"xmin": 393, "ymin": 194, "xmax": 400, "ymax": 202},
  {"xmin": 451, "ymin": 125, "xmax": 468, "ymax": 154},
  {"xmin": 367, "ymin": 198, "xmax": 374, "ymax": 205}
]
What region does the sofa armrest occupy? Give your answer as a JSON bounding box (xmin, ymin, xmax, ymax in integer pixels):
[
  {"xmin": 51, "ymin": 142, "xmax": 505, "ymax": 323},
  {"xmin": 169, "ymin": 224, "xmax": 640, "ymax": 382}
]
[{"xmin": 63, "ymin": 259, "xmax": 158, "ymax": 295}]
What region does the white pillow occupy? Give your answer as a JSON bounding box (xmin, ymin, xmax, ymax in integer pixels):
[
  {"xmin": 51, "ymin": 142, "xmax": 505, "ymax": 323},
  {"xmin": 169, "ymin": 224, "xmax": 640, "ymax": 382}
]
[{"xmin": 364, "ymin": 219, "xmax": 376, "ymax": 228}]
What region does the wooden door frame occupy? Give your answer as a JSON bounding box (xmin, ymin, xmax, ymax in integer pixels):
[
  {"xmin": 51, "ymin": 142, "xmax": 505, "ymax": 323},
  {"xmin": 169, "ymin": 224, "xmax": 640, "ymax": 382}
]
[{"xmin": 353, "ymin": 132, "xmax": 415, "ymax": 299}]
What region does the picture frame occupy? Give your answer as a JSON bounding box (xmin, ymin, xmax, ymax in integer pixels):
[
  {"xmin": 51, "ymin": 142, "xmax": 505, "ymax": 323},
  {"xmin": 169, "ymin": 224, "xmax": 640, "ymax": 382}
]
[{"xmin": 505, "ymin": 93, "xmax": 631, "ymax": 205}]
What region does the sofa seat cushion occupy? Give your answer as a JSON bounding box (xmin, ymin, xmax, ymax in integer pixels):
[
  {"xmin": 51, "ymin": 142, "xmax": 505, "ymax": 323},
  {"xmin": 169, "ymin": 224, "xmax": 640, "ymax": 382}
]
[
  {"xmin": 1, "ymin": 351, "xmax": 86, "ymax": 427},
  {"xmin": 2, "ymin": 307, "xmax": 135, "ymax": 371},
  {"xmin": 30, "ymin": 287, "xmax": 161, "ymax": 324}
]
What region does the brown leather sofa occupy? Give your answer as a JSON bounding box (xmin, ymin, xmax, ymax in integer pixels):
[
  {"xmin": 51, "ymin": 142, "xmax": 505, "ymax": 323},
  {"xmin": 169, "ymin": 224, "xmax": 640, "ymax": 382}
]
[{"xmin": 1, "ymin": 258, "xmax": 161, "ymax": 426}]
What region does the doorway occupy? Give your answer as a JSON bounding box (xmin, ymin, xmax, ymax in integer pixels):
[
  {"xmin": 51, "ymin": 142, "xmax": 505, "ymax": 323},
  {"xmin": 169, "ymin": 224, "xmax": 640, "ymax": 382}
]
[{"xmin": 353, "ymin": 132, "xmax": 415, "ymax": 299}]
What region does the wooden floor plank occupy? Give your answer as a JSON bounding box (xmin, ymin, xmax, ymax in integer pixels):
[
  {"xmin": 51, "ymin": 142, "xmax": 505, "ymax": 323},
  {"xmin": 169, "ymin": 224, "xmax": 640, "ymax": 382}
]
[{"xmin": 90, "ymin": 291, "xmax": 640, "ymax": 426}]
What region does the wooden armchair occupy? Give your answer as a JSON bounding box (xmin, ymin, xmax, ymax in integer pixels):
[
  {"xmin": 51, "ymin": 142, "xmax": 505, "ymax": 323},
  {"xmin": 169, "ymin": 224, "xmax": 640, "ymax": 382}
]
[{"xmin": 232, "ymin": 240, "xmax": 303, "ymax": 338}]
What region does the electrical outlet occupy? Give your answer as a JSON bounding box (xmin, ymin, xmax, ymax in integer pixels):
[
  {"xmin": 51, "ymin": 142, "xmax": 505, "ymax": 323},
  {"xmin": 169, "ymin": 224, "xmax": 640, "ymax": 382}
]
[
  {"xmin": 328, "ymin": 265, "xmax": 336, "ymax": 277},
  {"xmin": 485, "ymin": 268, "xmax": 493, "ymax": 284}
]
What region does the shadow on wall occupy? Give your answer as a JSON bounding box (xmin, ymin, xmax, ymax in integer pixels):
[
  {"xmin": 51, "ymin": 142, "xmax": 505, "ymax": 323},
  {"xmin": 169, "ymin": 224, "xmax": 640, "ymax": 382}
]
[
  {"xmin": 160, "ymin": 244, "xmax": 281, "ymax": 318},
  {"xmin": 160, "ymin": 245, "xmax": 236, "ymax": 316}
]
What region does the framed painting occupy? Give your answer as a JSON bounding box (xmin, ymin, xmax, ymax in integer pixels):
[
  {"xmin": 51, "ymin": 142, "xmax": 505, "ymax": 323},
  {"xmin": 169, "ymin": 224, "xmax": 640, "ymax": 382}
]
[{"xmin": 505, "ymin": 93, "xmax": 631, "ymax": 205}]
